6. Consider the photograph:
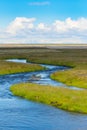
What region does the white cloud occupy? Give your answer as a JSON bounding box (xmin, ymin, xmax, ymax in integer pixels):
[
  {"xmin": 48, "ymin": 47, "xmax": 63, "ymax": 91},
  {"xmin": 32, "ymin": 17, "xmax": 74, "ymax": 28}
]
[
  {"xmin": 6, "ymin": 17, "xmax": 36, "ymax": 35},
  {"xmin": 37, "ymin": 23, "xmax": 50, "ymax": 32},
  {"xmin": 37, "ymin": 23, "xmax": 46, "ymax": 30},
  {"xmin": 1, "ymin": 17, "xmax": 87, "ymax": 43},
  {"xmin": 53, "ymin": 17, "xmax": 87, "ymax": 33},
  {"xmin": 28, "ymin": 1, "xmax": 50, "ymax": 6}
]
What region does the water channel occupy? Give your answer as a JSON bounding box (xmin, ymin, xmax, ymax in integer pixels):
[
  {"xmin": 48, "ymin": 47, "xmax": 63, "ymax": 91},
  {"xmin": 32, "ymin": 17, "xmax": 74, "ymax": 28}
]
[{"xmin": 0, "ymin": 59, "xmax": 87, "ymax": 130}]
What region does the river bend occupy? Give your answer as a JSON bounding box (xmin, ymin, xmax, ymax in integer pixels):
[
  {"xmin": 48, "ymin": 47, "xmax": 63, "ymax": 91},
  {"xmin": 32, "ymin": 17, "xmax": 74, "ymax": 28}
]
[{"xmin": 0, "ymin": 59, "xmax": 87, "ymax": 130}]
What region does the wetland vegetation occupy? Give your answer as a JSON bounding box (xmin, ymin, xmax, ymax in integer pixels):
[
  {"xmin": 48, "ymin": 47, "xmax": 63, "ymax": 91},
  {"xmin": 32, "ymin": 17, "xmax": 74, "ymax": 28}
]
[
  {"xmin": 0, "ymin": 60, "xmax": 45, "ymax": 75},
  {"xmin": 51, "ymin": 68, "xmax": 87, "ymax": 89},
  {"xmin": 0, "ymin": 47, "xmax": 87, "ymax": 113},
  {"xmin": 10, "ymin": 82, "xmax": 87, "ymax": 114},
  {"xmin": 2, "ymin": 47, "xmax": 86, "ymax": 89}
]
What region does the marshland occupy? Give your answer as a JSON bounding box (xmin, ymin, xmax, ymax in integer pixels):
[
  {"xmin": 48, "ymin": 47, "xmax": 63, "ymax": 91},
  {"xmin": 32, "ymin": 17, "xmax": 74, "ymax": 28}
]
[{"xmin": 0, "ymin": 46, "xmax": 87, "ymax": 130}]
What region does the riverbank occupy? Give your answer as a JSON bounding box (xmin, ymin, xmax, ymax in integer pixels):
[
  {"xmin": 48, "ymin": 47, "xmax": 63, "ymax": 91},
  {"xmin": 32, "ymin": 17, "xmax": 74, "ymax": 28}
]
[
  {"xmin": 51, "ymin": 68, "xmax": 87, "ymax": 89},
  {"xmin": 0, "ymin": 47, "xmax": 87, "ymax": 129},
  {"xmin": 25, "ymin": 48, "xmax": 87, "ymax": 89},
  {"xmin": 10, "ymin": 82, "xmax": 87, "ymax": 114},
  {"xmin": 0, "ymin": 47, "xmax": 86, "ymax": 88},
  {"xmin": 0, "ymin": 60, "xmax": 45, "ymax": 75}
]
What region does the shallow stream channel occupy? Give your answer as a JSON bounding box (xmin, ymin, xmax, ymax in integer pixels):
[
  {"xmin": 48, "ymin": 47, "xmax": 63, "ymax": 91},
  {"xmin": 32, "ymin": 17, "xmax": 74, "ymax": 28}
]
[{"xmin": 0, "ymin": 59, "xmax": 87, "ymax": 130}]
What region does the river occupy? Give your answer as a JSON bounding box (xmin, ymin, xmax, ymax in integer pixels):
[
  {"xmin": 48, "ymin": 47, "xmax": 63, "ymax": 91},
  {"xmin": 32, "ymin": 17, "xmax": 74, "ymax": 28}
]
[{"xmin": 0, "ymin": 59, "xmax": 87, "ymax": 130}]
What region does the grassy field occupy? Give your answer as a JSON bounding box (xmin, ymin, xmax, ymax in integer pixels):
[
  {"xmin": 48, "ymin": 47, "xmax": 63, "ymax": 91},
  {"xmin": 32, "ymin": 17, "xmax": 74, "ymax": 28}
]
[
  {"xmin": 51, "ymin": 69, "xmax": 87, "ymax": 89},
  {"xmin": 10, "ymin": 82, "xmax": 87, "ymax": 114},
  {"xmin": 0, "ymin": 60, "xmax": 45, "ymax": 75},
  {"xmin": 0, "ymin": 47, "xmax": 87, "ymax": 113},
  {"xmin": 0, "ymin": 47, "xmax": 87, "ymax": 67},
  {"xmin": 0, "ymin": 47, "xmax": 87, "ymax": 87}
]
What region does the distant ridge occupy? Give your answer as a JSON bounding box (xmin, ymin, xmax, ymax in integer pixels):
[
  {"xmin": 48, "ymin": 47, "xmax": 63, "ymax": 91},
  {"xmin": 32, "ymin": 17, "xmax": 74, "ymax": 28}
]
[{"xmin": 0, "ymin": 43, "xmax": 87, "ymax": 49}]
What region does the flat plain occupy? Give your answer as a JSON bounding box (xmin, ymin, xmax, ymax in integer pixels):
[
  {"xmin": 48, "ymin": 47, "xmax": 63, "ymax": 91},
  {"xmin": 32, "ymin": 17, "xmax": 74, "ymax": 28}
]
[{"xmin": 0, "ymin": 45, "xmax": 87, "ymax": 113}]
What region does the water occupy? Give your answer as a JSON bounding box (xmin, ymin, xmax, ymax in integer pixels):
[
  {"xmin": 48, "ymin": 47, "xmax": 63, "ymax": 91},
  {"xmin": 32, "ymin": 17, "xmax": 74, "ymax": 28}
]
[
  {"xmin": 0, "ymin": 59, "xmax": 87, "ymax": 130},
  {"xmin": 6, "ymin": 59, "xmax": 27, "ymax": 63}
]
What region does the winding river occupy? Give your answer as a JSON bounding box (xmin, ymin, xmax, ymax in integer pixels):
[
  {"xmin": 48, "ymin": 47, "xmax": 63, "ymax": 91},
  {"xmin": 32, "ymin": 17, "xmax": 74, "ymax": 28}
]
[{"xmin": 0, "ymin": 59, "xmax": 87, "ymax": 130}]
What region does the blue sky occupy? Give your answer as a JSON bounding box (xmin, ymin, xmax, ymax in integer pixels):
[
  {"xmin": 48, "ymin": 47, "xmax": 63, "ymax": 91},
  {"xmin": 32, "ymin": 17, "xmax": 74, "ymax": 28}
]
[{"xmin": 0, "ymin": 0, "xmax": 87, "ymax": 43}]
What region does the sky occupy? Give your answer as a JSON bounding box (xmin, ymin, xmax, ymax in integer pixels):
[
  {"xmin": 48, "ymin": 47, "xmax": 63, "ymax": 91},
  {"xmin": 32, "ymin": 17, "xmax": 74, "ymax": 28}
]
[{"xmin": 0, "ymin": 0, "xmax": 87, "ymax": 44}]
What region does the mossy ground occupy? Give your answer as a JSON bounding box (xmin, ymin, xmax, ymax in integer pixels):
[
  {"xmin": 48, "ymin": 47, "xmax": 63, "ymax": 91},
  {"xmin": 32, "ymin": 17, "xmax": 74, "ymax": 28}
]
[
  {"xmin": 10, "ymin": 83, "xmax": 87, "ymax": 114},
  {"xmin": 0, "ymin": 47, "xmax": 87, "ymax": 113},
  {"xmin": 0, "ymin": 48, "xmax": 86, "ymax": 84},
  {"xmin": 51, "ymin": 69, "xmax": 87, "ymax": 89},
  {"xmin": 0, "ymin": 48, "xmax": 87, "ymax": 88},
  {"xmin": 0, "ymin": 60, "xmax": 45, "ymax": 75}
]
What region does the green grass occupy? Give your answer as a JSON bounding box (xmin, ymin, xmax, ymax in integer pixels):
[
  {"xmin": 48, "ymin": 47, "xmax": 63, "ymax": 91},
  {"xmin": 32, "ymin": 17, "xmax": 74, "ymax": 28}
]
[
  {"xmin": 0, "ymin": 47, "xmax": 86, "ymax": 113},
  {"xmin": 0, "ymin": 60, "xmax": 45, "ymax": 75},
  {"xmin": 25, "ymin": 48, "xmax": 87, "ymax": 89},
  {"xmin": 0, "ymin": 48, "xmax": 86, "ymax": 88},
  {"xmin": 51, "ymin": 69, "xmax": 87, "ymax": 89},
  {"xmin": 0, "ymin": 48, "xmax": 86, "ymax": 68},
  {"xmin": 10, "ymin": 82, "xmax": 87, "ymax": 114}
]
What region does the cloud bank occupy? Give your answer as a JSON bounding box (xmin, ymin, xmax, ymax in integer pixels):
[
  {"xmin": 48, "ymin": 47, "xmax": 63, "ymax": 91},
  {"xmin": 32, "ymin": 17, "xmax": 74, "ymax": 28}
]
[{"xmin": 0, "ymin": 17, "xmax": 87, "ymax": 43}]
